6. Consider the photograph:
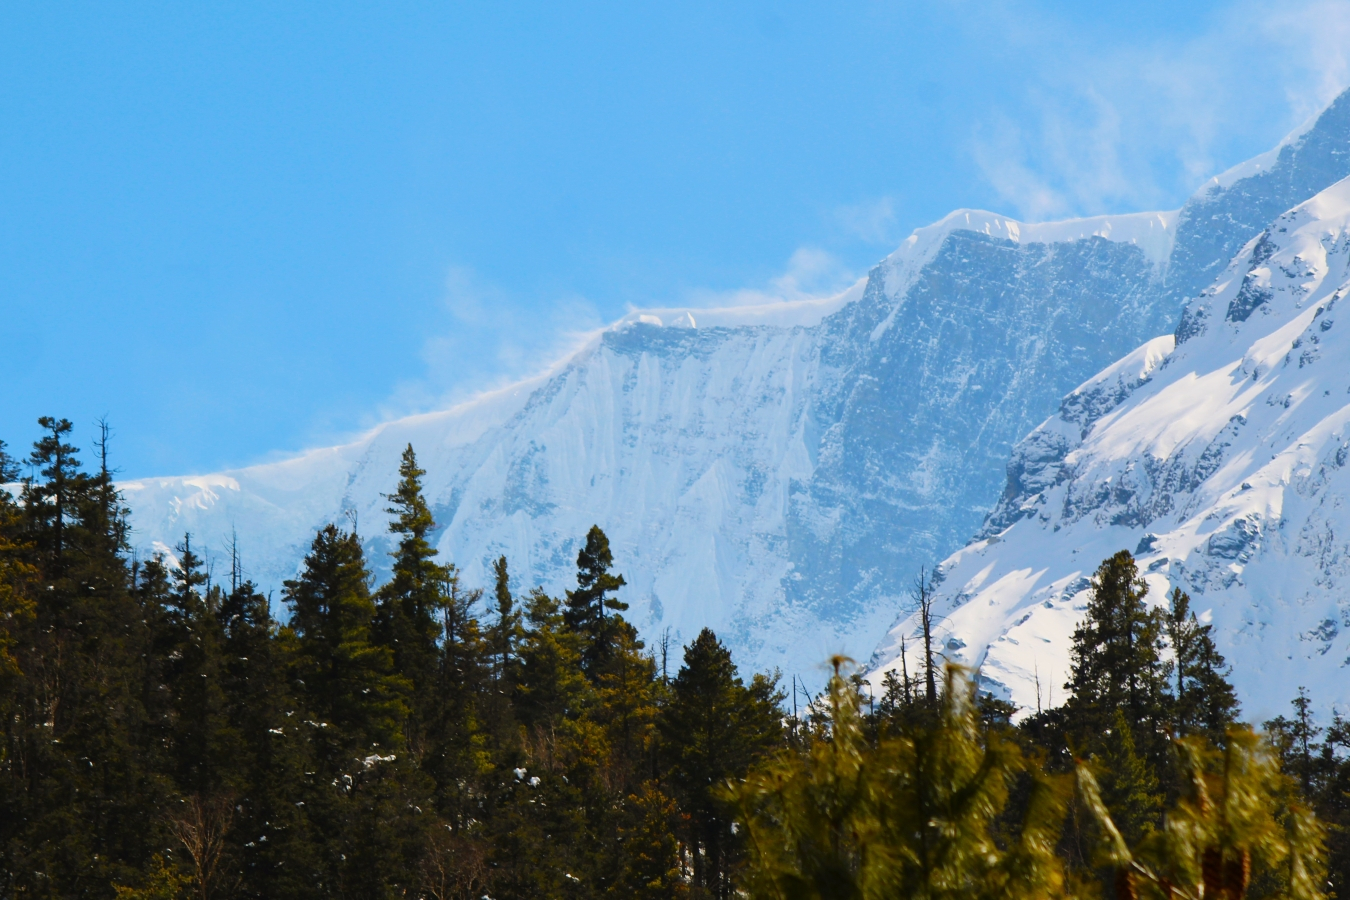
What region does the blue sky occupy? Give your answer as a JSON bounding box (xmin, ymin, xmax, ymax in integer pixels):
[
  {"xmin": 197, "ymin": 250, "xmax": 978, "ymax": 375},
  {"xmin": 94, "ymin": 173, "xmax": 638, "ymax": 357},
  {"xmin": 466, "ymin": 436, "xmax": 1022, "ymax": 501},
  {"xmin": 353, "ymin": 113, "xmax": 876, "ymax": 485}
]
[{"xmin": 4, "ymin": 0, "xmax": 1348, "ymax": 478}]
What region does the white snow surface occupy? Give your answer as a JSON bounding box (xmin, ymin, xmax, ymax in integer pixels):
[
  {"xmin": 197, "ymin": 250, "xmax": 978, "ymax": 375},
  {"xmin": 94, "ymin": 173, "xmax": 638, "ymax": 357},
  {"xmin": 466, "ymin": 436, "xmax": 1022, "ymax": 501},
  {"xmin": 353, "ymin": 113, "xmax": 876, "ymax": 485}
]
[
  {"xmin": 121, "ymin": 204, "xmax": 1175, "ymax": 683},
  {"xmin": 1206, "ymin": 108, "xmax": 1327, "ymax": 193},
  {"xmin": 122, "ymin": 85, "xmax": 1350, "ymax": 689},
  {"xmin": 897, "ymin": 208, "xmax": 1179, "ymax": 267},
  {"xmin": 867, "ymin": 176, "xmax": 1350, "ymax": 721}
]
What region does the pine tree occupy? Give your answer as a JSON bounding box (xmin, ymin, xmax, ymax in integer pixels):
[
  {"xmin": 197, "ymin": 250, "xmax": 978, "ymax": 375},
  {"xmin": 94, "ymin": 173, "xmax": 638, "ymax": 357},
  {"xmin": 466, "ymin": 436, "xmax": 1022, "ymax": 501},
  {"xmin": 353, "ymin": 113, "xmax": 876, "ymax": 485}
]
[
  {"xmin": 488, "ymin": 555, "xmax": 522, "ymax": 687},
  {"xmin": 1076, "ymin": 727, "xmax": 1326, "ymax": 900},
  {"xmin": 376, "ymin": 445, "xmax": 447, "ymax": 747},
  {"xmin": 564, "ymin": 525, "xmax": 627, "ymax": 674},
  {"xmin": 608, "ymin": 783, "xmax": 688, "ymax": 899},
  {"xmin": 1166, "ymin": 587, "xmax": 1239, "ymax": 740},
  {"xmin": 515, "ymin": 587, "xmax": 589, "ymax": 731},
  {"xmin": 283, "ymin": 524, "xmax": 424, "ymax": 897},
  {"xmin": 659, "ymin": 628, "xmax": 782, "ymax": 898},
  {"xmin": 3, "ymin": 418, "xmax": 166, "ymax": 897}
]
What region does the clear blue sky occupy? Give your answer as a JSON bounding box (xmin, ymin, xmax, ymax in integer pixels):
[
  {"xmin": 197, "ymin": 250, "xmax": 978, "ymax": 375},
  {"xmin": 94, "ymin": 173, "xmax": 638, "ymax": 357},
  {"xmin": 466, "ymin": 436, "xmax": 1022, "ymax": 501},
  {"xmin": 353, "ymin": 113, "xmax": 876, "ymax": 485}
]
[{"xmin": 4, "ymin": 0, "xmax": 1347, "ymax": 478}]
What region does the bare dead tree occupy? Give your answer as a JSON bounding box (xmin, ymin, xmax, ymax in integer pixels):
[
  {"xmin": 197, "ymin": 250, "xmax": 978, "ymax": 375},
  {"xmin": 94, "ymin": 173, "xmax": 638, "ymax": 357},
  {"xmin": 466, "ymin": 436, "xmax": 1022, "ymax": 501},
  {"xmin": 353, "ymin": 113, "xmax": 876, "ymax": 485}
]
[
  {"xmin": 419, "ymin": 827, "xmax": 488, "ymax": 900},
  {"xmin": 166, "ymin": 793, "xmax": 235, "ymax": 900},
  {"xmin": 912, "ymin": 566, "xmax": 938, "ymax": 707},
  {"xmin": 228, "ymin": 526, "xmax": 241, "ymax": 595}
]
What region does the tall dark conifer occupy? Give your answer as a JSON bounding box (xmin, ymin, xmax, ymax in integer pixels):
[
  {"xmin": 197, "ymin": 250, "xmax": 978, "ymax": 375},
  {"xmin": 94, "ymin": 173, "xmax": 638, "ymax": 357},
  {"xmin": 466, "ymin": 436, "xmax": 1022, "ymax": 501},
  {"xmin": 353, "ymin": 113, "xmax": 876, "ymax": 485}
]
[
  {"xmin": 564, "ymin": 525, "xmax": 627, "ymax": 673},
  {"xmin": 1063, "ymin": 551, "xmax": 1171, "ymax": 749},
  {"xmin": 1166, "ymin": 586, "xmax": 1239, "ymax": 740},
  {"xmin": 284, "ymin": 523, "xmax": 422, "ymax": 898},
  {"xmin": 376, "ymin": 445, "xmax": 446, "ymax": 743},
  {"xmin": 1056, "ymin": 551, "xmax": 1174, "ymax": 853},
  {"xmin": 3, "ymin": 418, "xmax": 163, "ymax": 897},
  {"xmin": 159, "ymin": 535, "xmax": 234, "ymax": 797},
  {"xmin": 286, "ymin": 524, "xmax": 408, "ymax": 754},
  {"xmin": 658, "ymin": 629, "xmax": 782, "ymax": 898},
  {"xmin": 23, "ymin": 417, "xmax": 84, "ymax": 565},
  {"xmin": 488, "ymin": 555, "xmax": 521, "ymax": 686}
]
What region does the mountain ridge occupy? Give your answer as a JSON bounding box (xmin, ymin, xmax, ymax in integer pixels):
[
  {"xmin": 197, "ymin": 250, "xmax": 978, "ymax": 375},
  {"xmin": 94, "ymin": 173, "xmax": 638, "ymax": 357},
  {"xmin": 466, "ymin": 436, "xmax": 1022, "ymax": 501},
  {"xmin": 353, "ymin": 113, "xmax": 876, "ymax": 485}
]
[
  {"xmin": 123, "ymin": 88, "xmax": 1350, "ymax": 687},
  {"xmin": 867, "ymin": 172, "xmax": 1350, "ymax": 719}
]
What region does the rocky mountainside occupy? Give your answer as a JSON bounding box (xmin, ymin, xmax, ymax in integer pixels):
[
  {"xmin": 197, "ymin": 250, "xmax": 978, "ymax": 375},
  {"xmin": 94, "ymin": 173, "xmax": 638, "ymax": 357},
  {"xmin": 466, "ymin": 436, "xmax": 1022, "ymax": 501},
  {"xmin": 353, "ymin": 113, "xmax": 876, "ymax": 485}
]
[
  {"xmin": 124, "ymin": 89, "xmax": 1350, "ymax": 685},
  {"xmin": 868, "ymin": 174, "xmax": 1350, "ymax": 719}
]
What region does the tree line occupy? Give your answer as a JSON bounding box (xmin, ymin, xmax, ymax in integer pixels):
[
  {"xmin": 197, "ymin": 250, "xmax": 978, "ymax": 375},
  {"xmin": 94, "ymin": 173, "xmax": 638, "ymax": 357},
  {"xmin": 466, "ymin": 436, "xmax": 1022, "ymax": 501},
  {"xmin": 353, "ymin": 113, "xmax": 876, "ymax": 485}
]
[{"xmin": 0, "ymin": 417, "xmax": 1347, "ymax": 899}]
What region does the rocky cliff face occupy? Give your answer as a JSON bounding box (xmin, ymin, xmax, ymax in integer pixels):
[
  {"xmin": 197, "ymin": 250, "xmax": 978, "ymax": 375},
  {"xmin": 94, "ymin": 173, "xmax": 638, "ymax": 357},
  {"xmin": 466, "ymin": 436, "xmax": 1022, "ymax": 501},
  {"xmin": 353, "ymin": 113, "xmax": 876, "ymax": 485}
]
[
  {"xmin": 125, "ymin": 90, "xmax": 1350, "ymax": 686},
  {"xmin": 868, "ymin": 174, "xmax": 1350, "ymax": 718}
]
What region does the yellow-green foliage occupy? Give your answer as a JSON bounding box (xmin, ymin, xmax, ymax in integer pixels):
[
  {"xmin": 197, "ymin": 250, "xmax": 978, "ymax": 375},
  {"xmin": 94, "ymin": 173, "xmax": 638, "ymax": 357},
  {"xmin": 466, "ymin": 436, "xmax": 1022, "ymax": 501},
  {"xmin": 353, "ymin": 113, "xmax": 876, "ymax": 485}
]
[
  {"xmin": 112, "ymin": 854, "xmax": 189, "ymax": 900},
  {"xmin": 733, "ymin": 664, "xmax": 1327, "ymax": 900},
  {"xmin": 729, "ymin": 664, "xmax": 1071, "ymax": 900},
  {"xmin": 1078, "ymin": 728, "xmax": 1326, "ymax": 900}
]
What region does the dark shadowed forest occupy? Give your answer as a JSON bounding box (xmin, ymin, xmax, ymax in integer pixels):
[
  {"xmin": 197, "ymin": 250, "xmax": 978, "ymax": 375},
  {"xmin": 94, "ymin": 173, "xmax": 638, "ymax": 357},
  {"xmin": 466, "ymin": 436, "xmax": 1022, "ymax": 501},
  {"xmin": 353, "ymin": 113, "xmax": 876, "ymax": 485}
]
[{"xmin": 1, "ymin": 418, "xmax": 1346, "ymax": 900}]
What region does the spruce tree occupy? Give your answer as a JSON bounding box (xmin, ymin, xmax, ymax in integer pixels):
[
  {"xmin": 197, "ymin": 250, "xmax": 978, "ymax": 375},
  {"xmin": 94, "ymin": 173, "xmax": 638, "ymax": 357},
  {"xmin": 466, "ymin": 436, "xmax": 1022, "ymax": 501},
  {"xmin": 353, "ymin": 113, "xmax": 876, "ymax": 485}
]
[
  {"xmin": 157, "ymin": 535, "xmax": 235, "ymax": 797},
  {"xmin": 1059, "ymin": 551, "xmax": 1172, "ymax": 843},
  {"xmin": 22, "ymin": 416, "xmax": 84, "ymax": 564},
  {"xmin": 1166, "ymin": 587, "xmax": 1239, "ymax": 740},
  {"xmin": 376, "ymin": 445, "xmax": 446, "ymax": 746},
  {"xmin": 564, "ymin": 525, "xmax": 627, "ymax": 673},
  {"xmin": 488, "ymin": 554, "xmax": 522, "ymax": 686},
  {"xmin": 1096, "ymin": 710, "xmax": 1162, "ymax": 847},
  {"xmin": 284, "ymin": 524, "xmax": 424, "ymax": 897},
  {"xmin": 285, "ymin": 524, "xmax": 409, "ymax": 763},
  {"xmin": 429, "ymin": 564, "xmax": 488, "ymax": 829},
  {"xmin": 3, "ymin": 418, "xmax": 165, "ymax": 897},
  {"xmin": 1064, "ymin": 552, "xmax": 1170, "ymax": 732},
  {"xmin": 515, "ymin": 588, "xmax": 589, "ymax": 733},
  {"xmin": 608, "ymin": 784, "xmax": 688, "ymax": 899},
  {"xmin": 214, "ymin": 578, "xmax": 320, "ymax": 900},
  {"xmin": 659, "ymin": 629, "xmax": 782, "ymax": 898}
]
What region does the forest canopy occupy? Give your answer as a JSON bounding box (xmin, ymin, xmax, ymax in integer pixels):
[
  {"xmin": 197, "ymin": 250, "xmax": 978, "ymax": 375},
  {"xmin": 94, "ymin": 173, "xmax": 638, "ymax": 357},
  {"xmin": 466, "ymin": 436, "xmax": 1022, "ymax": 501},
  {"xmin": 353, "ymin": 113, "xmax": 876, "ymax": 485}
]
[{"xmin": 0, "ymin": 419, "xmax": 1344, "ymax": 900}]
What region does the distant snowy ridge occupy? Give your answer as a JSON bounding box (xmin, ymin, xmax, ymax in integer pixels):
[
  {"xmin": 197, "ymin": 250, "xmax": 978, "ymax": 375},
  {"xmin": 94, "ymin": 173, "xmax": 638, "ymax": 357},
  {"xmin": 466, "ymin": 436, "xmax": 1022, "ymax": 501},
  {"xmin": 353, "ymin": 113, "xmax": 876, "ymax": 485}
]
[
  {"xmin": 122, "ymin": 202, "xmax": 1178, "ymax": 683},
  {"xmin": 868, "ymin": 174, "xmax": 1350, "ymax": 719},
  {"xmin": 124, "ymin": 88, "xmax": 1350, "ymax": 687}
]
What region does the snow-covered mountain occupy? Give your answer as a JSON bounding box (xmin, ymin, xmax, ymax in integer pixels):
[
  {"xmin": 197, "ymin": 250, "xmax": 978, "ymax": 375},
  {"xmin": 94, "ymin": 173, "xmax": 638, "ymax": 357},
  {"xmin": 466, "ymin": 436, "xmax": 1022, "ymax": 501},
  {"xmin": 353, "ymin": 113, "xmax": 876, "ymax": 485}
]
[
  {"xmin": 868, "ymin": 173, "xmax": 1350, "ymax": 720},
  {"xmin": 124, "ymin": 88, "xmax": 1350, "ymax": 686}
]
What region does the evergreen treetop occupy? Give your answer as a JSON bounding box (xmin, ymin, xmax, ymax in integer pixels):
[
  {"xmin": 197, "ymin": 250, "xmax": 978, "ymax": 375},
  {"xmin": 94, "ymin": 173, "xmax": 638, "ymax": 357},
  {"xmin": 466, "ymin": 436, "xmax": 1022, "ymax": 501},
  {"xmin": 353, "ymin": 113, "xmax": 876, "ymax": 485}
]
[
  {"xmin": 1167, "ymin": 586, "xmax": 1240, "ymax": 741},
  {"xmin": 1064, "ymin": 551, "xmax": 1171, "ymax": 745},
  {"xmin": 564, "ymin": 525, "xmax": 628, "ymax": 673},
  {"xmin": 284, "ymin": 523, "xmax": 409, "ymax": 753}
]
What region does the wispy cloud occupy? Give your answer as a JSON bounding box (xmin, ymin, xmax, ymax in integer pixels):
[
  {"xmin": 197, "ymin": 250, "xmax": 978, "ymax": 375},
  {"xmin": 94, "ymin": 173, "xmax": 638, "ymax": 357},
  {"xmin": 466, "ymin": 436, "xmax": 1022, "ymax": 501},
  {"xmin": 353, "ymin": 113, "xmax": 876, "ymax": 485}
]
[
  {"xmin": 376, "ymin": 266, "xmax": 604, "ymax": 421},
  {"xmin": 378, "ymin": 246, "xmax": 860, "ymax": 424},
  {"xmin": 379, "ymin": 0, "xmax": 1350, "ymax": 423},
  {"xmin": 681, "ymin": 246, "xmax": 858, "ymax": 309},
  {"xmin": 834, "ymin": 197, "xmax": 898, "ymax": 245},
  {"xmin": 969, "ymin": 0, "xmax": 1350, "ymax": 220}
]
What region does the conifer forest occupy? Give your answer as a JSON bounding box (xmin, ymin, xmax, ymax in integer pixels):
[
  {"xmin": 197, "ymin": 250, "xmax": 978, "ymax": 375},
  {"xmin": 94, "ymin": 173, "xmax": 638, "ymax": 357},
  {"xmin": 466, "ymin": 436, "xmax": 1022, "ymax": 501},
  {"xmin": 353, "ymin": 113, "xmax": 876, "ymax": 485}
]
[{"xmin": 3, "ymin": 417, "xmax": 1349, "ymax": 900}]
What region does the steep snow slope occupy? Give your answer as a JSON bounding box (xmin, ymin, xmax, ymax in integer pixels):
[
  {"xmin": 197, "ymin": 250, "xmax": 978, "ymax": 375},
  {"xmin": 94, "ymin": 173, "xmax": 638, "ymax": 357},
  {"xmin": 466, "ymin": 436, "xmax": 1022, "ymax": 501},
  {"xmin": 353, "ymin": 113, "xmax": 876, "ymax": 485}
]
[
  {"xmin": 868, "ymin": 176, "xmax": 1350, "ymax": 719},
  {"xmin": 124, "ymin": 209, "xmax": 1177, "ymax": 682},
  {"xmin": 124, "ymin": 89, "xmax": 1350, "ymax": 684}
]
